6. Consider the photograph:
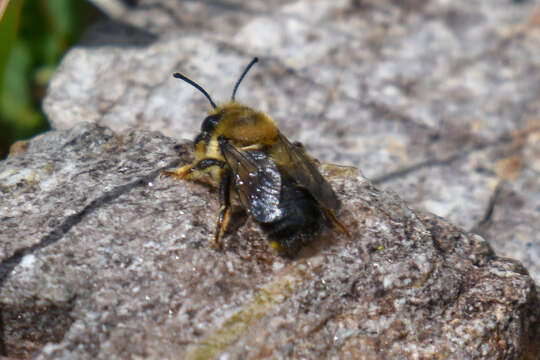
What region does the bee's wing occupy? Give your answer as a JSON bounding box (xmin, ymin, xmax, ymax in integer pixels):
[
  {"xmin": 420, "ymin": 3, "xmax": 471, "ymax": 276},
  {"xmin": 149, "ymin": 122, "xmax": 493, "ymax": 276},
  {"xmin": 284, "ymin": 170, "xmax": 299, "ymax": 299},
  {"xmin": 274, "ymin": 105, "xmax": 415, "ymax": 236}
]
[
  {"xmin": 219, "ymin": 138, "xmax": 283, "ymax": 223},
  {"xmin": 275, "ymin": 132, "xmax": 340, "ymax": 211}
]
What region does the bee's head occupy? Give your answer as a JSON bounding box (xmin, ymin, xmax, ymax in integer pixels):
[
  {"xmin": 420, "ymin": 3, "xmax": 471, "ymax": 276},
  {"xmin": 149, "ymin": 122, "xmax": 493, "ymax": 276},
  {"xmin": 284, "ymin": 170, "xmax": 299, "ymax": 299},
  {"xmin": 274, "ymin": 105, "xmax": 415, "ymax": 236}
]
[{"xmin": 173, "ymin": 58, "xmax": 264, "ymax": 149}]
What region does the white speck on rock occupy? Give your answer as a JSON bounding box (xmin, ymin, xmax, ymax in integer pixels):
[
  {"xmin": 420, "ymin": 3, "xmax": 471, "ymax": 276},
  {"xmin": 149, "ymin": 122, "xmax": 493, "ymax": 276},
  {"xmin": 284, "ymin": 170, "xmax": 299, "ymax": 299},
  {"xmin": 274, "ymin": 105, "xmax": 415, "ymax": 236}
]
[{"xmin": 20, "ymin": 254, "xmax": 37, "ymax": 269}]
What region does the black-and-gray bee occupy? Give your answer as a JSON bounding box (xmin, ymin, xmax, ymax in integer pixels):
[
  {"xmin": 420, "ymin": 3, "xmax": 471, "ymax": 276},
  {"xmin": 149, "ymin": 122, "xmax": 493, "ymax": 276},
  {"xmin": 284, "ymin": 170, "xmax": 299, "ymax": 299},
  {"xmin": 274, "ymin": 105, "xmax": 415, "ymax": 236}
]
[{"xmin": 164, "ymin": 58, "xmax": 348, "ymax": 254}]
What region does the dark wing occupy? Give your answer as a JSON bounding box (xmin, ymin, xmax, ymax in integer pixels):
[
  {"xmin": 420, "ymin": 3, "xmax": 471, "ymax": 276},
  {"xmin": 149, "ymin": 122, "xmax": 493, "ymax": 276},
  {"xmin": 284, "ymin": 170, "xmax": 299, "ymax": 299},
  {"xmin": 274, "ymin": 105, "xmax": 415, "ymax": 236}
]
[
  {"xmin": 218, "ymin": 137, "xmax": 283, "ymax": 223},
  {"xmin": 274, "ymin": 132, "xmax": 340, "ymax": 211}
]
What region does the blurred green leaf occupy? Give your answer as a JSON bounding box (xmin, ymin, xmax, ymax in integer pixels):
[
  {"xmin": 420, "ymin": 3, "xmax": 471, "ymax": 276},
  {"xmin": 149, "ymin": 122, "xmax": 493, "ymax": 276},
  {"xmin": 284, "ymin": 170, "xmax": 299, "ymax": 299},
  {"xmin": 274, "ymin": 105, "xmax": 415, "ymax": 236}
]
[
  {"xmin": 0, "ymin": 0, "xmax": 22, "ymax": 88},
  {"xmin": 0, "ymin": 0, "xmax": 99, "ymax": 158},
  {"xmin": 0, "ymin": 0, "xmax": 13, "ymax": 21}
]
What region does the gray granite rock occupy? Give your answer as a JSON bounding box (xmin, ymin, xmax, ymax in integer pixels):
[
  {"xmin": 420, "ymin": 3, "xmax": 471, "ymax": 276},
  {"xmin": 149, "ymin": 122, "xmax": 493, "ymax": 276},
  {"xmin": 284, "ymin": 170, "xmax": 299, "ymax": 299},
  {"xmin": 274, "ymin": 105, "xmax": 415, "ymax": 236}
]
[
  {"xmin": 43, "ymin": 0, "xmax": 540, "ymax": 285},
  {"xmin": 0, "ymin": 123, "xmax": 538, "ymax": 358}
]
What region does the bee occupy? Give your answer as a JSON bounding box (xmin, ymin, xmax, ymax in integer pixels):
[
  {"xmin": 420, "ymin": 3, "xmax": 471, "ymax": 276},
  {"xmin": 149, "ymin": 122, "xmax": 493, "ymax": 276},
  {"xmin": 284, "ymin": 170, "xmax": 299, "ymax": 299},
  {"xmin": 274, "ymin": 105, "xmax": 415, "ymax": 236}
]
[{"xmin": 164, "ymin": 58, "xmax": 349, "ymax": 254}]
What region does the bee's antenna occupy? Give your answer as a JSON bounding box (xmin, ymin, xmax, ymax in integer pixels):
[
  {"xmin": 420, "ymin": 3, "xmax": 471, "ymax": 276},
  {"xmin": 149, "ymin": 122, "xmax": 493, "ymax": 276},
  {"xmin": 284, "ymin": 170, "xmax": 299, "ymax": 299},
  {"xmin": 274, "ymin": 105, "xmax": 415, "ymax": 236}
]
[
  {"xmin": 231, "ymin": 57, "xmax": 259, "ymax": 101},
  {"xmin": 173, "ymin": 73, "xmax": 217, "ymax": 109}
]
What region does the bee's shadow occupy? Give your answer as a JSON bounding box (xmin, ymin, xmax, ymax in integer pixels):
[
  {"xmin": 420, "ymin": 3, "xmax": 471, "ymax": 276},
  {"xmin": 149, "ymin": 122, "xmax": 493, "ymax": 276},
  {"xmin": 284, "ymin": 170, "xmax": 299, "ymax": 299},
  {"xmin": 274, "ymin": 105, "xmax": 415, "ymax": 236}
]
[{"xmin": 226, "ymin": 206, "xmax": 249, "ymax": 235}]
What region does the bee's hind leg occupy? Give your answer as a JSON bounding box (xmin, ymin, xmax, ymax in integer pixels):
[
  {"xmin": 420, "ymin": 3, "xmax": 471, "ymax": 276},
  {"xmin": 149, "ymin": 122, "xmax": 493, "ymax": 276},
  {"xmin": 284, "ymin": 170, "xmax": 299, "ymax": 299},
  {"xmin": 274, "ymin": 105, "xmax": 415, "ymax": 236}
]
[
  {"xmin": 213, "ymin": 169, "xmax": 232, "ymax": 249},
  {"xmin": 322, "ymin": 208, "xmax": 350, "ymax": 237}
]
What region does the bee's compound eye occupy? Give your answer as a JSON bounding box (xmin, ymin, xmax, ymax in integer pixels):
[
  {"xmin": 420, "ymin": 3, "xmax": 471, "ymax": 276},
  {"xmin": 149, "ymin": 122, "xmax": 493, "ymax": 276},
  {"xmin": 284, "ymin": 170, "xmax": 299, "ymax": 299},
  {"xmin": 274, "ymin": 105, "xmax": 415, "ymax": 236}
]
[{"xmin": 201, "ymin": 114, "xmax": 221, "ymax": 133}]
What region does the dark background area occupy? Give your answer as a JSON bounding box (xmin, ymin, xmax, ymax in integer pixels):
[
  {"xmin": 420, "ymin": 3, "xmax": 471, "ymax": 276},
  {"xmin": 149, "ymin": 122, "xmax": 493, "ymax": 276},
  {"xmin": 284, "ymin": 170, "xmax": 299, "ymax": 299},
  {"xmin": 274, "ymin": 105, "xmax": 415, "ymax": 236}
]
[{"xmin": 0, "ymin": 0, "xmax": 104, "ymax": 159}]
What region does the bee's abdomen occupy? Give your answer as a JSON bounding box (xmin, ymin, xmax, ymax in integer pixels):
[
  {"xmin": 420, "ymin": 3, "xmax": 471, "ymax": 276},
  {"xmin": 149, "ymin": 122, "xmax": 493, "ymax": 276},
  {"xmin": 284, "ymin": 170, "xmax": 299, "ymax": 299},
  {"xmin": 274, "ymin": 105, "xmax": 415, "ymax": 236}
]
[{"xmin": 260, "ymin": 179, "xmax": 323, "ymax": 250}]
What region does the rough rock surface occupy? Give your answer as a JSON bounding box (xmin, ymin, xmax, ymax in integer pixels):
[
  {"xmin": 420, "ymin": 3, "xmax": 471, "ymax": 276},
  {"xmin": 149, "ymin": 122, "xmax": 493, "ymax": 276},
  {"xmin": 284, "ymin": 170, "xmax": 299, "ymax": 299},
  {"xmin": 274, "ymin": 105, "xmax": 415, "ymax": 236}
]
[
  {"xmin": 43, "ymin": 0, "xmax": 540, "ymax": 285},
  {"xmin": 1, "ymin": 123, "xmax": 538, "ymax": 359}
]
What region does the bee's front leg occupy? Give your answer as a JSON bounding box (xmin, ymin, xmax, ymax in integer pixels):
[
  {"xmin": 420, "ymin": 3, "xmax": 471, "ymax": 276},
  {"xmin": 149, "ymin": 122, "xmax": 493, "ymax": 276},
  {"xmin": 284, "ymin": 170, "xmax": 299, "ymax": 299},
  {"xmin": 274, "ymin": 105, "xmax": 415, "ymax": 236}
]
[
  {"xmin": 214, "ymin": 169, "xmax": 232, "ymax": 249},
  {"xmin": 162, "ymin": 164, "xmax": 193, "ymax": 179},
  {"xmin": 162, "ymin": 158, "xmax": 225, "ymax": 180}
]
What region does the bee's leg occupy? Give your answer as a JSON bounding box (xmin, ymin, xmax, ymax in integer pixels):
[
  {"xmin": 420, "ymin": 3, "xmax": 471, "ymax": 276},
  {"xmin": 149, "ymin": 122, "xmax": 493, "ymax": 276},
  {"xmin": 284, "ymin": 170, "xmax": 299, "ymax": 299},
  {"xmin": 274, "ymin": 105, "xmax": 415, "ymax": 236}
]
[
  {"xmin": 239, "ymin": 144, "xmax": 263, "ymax": 151},
  {"xmin": 162, "ymin": 164, "xmax": 193, "ymax": 179},
  {"xmin": 322, "ymin": 208, "xmax": 350, "ymax": 237},
  {"xmin": 162, "ymin": 158, "xmax": 225, "ymax": 180},
  {"xmin": 213, "ymin": 169, "xmax": 232, "ymax": 248}
]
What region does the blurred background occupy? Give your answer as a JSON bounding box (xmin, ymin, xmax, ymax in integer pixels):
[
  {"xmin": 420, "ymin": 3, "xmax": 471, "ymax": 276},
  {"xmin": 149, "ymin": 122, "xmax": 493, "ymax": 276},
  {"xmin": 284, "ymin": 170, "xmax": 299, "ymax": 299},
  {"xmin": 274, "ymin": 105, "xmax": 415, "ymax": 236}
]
[{"xmin": 0, "ymin": 0, "xmax": 120, "ymax": 159}]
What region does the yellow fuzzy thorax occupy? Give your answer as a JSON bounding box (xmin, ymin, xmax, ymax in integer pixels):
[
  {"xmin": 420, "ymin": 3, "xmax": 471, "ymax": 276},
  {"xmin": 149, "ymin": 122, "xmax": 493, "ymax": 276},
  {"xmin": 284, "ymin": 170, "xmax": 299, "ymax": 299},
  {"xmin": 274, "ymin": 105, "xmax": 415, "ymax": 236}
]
[
  {"xmin": 192, "ymin": 102, "xmax": 285, "ymax": 186},
  {"xmin": 210, "ymin": 102, "xmax": 278, "ymax": 146}
]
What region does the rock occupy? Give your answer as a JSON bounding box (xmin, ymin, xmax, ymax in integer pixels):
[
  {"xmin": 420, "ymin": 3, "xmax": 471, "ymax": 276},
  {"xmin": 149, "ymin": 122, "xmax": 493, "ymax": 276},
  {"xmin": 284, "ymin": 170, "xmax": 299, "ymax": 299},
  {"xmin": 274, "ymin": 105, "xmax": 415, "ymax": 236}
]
[
  {"xmin": 0, "ymin": 123, "xmax": 538, "ymax": 358},
  {"xmin": 43, "ymin": 0, "xmax": 540, "ymax": 284}
]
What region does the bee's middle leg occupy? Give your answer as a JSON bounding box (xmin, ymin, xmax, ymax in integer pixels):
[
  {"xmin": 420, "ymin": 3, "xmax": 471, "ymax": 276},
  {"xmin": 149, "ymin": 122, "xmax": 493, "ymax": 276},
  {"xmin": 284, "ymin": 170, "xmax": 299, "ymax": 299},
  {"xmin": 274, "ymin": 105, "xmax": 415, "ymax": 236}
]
[
  {"xmin": 162, "ymin": 158, "xmax": 231, "ymax": 248},
  {"xmin": 214, "ymin": 169, "xmax": 232, "ymax": 249}
]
